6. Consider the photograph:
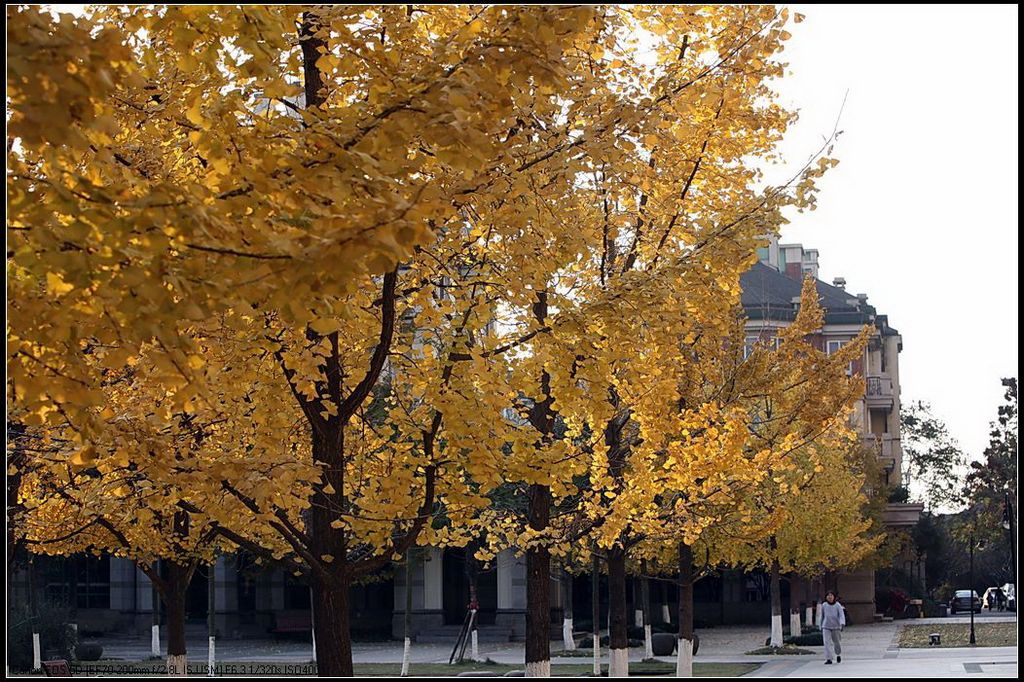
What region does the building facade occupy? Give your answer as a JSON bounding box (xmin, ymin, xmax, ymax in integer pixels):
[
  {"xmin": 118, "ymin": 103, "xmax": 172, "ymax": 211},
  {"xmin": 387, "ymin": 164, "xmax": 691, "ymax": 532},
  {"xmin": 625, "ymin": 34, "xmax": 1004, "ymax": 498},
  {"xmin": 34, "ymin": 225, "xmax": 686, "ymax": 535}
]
[
  {"xmin": 742, "ymin": 237, "xmax": 923, "ymax": 623},
  {"xmin": 11, "ymin": 238, "xmax": 921, "ymax": 638}
]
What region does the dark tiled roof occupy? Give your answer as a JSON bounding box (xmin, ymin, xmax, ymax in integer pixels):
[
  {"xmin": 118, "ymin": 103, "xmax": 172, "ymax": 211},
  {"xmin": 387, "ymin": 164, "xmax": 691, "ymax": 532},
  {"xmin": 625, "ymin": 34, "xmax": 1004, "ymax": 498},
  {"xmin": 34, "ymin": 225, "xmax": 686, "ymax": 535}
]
[{"xmin": 740, "ymin": 261, "xmax": 874, "ymax": 325}]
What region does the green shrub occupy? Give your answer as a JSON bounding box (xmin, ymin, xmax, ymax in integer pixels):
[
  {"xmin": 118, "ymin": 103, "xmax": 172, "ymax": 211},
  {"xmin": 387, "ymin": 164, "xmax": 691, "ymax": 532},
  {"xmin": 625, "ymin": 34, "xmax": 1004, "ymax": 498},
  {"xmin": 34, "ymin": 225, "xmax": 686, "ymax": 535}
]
[
  {"xmin": 75, "ymin": 641, "xmax": 103, "ymax": 661},
  {"xmin": 747, "ymin": 644, "xmax": 814, "ymax": 656},
  {"xmin": 786, "ymin": 633, "xmax": 823, "ymax": 646},
  {"xmin": 765, "ymin": 633, "xmax": 824, "ymax": 647},
  {"xmin": 577, "ymin": 635, "xmax": 643, "ymax": 648},
  {"xmin": 573, "ymin": 619, "xmax": 593, "ymax": 633},
  {"xmin": 8, "ymin": 602, "xmax": 78, "ymax": 672}
]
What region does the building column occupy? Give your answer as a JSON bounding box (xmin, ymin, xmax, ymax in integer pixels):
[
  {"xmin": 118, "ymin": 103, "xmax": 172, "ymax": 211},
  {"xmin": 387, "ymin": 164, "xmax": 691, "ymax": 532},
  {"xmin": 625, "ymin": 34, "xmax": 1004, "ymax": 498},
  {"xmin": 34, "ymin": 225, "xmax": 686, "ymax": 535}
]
[
  {"xmin": 269, "ymin": 569, "xmax": 286, "ymax": 611},
  {"xmin": 495, "ymin": 549, "xmax": 526, "ymax": 639},
  {"xmin": 134, "ymin": 562, "xmax": 156, "ymax": 634},
  {"xmin": 109, "ymin": 557, "xmax": 135, "ymax": 612},
  {"xmin": 391, "ymin": 548, "xmax": 444, "ymax": 639},
  {"xmin": 214, "ymin": 555, "xmax": 240, "ymax": 637},
  {"xmin": 836, "ymin": 568, "xmax": 875, "ymax": 624},
  {"xmin": 252, "ymin": 569, "xmax": 277, "ymax": 632}
]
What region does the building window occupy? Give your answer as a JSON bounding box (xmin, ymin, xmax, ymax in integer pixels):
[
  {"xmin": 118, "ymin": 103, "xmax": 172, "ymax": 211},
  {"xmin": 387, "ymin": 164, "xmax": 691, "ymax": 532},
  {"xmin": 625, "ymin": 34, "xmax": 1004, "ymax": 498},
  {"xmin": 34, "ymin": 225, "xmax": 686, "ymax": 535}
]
[
  {"xmin": 284, "ymin": 571, "xmax": 311, "ymax": 609},
  {"xmin": 743, "ymin": 336, "xmax": 758, "ymax": 359},
  {"xmin": 49, "ymin": 555, "xmax": 110, "ymax": 610},
  {"xmin": 826, "ymin": 339, "xmax": 853, "ymax": 376},
  {"xmin": 744, "ymin": 335, "xmax": 781, "ymax": 359}
]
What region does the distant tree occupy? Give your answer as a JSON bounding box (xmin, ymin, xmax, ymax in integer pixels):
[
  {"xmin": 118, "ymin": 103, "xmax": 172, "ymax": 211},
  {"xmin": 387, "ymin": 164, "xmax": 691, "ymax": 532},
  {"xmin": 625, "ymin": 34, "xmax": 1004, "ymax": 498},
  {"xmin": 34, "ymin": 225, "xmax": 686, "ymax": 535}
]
[
  {"xmin": 966, "ymin": 378, "xmax": 1017, "ymax": 546},
  {"xmin": 899, "ymin": 401, "xmax": 967, "ymax": 510}
]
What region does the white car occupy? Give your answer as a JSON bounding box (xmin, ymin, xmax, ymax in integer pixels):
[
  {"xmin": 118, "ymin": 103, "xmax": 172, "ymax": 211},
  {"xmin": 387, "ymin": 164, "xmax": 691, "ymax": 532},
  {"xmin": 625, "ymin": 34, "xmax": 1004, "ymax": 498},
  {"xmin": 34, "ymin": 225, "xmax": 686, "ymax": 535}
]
[{"xmin": 1002, "ymin": 583, "xmax": 1016, "ymax": 611}]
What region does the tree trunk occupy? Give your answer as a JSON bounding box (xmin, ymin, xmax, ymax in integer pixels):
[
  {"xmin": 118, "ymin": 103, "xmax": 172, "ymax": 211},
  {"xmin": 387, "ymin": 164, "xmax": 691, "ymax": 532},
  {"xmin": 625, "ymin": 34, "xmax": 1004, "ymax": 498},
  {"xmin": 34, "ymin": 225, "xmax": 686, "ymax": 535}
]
[
  {"xmin": 311, "ymin": 574, "xmax": 352, "ymax": 677},
  {"xmin": 660, "ymin": 579, "xmax": 671, "ymax": 626},
  {"xmin": 676, "ymin": 543, "xmax": 694, "ymax": 677},
  {"xmin": 401, "ymin": 551, "xmax": 413, "ymax": 676},
  {"xmin": 68, "ymin": 556, "xmax": 79, "ymax": 632},
  {"xmin": 525, "ymin": 483, "xmax": 552, "ymax": 677},
  {"xmin": 164, "ymin": 563, "xmax": 190, "ymax": 676},
  {"xmin": 562, "ymin": 566, "xmax": 575, "ymax": 650},
  {"xmin": 151, "ymin": 561, "xmax": 161, "ymax": 658},
  {"xmin": 591, "ymin": 551, "xmax": 601, "ymax": 676},
  {"xmin": 468, "ymin": 558, "xmax": 480, "ymax": 663},
  {"xmin": 790, "ymin": 607, "xmax": 801, "ymax": 639},
  {"xmin": 769, "ymin": 551, "xmax": 783, "ymax": 648},
  {"xmin": 633, "ymin": 575, "xmax": 643, "ymax": 628},
  {"xmin": 641, "ymin": 560, "xmax": 653, "ymax": 660},
  {"xmin": 29, "ymin": 556, "xmax": 41, "ymax": 671},
  {"xmin": 607, "ymin": 547, "xmax": 629, "ymax": 677},
  {"xmin": 308, "ymin": 419, "xmax": 352, "ymax": 677},
  {"xmin": 805, "ymin": 578, "xmax": 814, "ymax": 627},
  {"xmin": 208, "ymin": 560, "xmax": 216, "ymax": 676}
]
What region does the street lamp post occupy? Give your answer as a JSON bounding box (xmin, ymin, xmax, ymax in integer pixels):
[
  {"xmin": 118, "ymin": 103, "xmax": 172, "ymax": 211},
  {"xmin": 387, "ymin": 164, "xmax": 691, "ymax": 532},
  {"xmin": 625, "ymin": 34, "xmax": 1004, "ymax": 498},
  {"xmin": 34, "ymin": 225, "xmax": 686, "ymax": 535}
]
[
  {"xmin": 969, "ymin": 529, "xmax": 976, "ymax": 645},
  {"xmin": 1003, "ymin": 491, "xmax": 1017, "ymax": 591}
]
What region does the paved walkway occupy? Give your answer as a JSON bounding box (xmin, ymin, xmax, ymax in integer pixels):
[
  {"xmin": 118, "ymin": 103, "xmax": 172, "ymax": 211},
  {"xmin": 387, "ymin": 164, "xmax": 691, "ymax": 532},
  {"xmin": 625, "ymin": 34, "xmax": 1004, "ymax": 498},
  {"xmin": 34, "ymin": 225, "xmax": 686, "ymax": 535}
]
[{"xmin": 72, "ymin": 614, "xmax": 1018, "ymax": 676}]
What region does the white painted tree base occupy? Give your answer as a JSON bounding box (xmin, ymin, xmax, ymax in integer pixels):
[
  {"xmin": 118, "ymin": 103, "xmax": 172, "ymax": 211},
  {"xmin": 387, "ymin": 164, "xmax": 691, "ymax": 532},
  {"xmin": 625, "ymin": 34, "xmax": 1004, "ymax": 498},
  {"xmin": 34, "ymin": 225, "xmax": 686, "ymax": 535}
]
[
  {"xmin": 151, "ymin": 624, "xmax": 161, "ymax": 657},
  {"xmin": 790, "ymin": 612, "xmax": 801, "ymax": 638},
  {"xmin": 562, "ymin": 618, "xmax": 575, "ymax": 650},
  {"xmin": 207, "ymin": 637, "xmax": 215, "ymax": 677},
  {"xmin": 644, "ymin": 624, "xmax": 653, "ymax": 659},
  {"xmin": 471, "ymin": 629, "xmax": 479, "ymax": 662},
  {"xmin": 310, "ymin": 590, "xmax": 317, "ymax": 664},
  {"xmin": 525, "ymin": 660, "xmax": 551, "ymax": 677},
  {"xmin": 661, "ymin": 604, "xmax": 671, "ymax": 624},
  {"xmin": 167, "ymin": 654, "xmax": 187, "ymax": 676},
  {"xmin": 634, "ymin": 609, "xmax": 644, "ymax": 628},
  {"xmin": 592, "ymin": 636, "xmax": 601, "ymax": 676},
  {"xmin": 609, "ymin": 648, "xmax": 629, "ymax": 677},
  {"xmin": 805, "ymin": 606, "xmax": 814, "ymax": 628},
  {"xmin": 32, "ymin": 632, "xmax": 41, "ymax": 671},
  {"xmin": 400, "ymin": 637, "xmax": 411, "ymax": 676},
  {"xmin": 770, "ymin": 614, "xmax": 784, "ymax": 648},
  {"xmin": 676, "ymin": 638, "xmax": 693, "ymax": 677}
]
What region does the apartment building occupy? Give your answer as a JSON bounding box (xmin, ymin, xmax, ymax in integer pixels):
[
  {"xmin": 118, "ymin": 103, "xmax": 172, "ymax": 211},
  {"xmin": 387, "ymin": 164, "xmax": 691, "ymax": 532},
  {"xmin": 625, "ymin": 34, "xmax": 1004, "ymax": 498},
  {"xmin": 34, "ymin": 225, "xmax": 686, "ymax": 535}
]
[
  {"xmin": 9, "ymin": 238, "xmax": 922, "ymax": 640},
  {"xmin": 740, "ymin": 236, "xmax": 923, "ymax": 623}
]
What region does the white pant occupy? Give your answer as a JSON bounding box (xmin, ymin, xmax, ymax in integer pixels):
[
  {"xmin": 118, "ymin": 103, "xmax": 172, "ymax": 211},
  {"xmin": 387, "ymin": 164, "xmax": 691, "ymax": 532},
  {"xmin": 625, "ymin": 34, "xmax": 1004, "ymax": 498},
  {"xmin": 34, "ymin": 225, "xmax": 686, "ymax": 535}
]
[{"xmin": 823, "ymin": 627, "xmax": 842, "ymax": 661}]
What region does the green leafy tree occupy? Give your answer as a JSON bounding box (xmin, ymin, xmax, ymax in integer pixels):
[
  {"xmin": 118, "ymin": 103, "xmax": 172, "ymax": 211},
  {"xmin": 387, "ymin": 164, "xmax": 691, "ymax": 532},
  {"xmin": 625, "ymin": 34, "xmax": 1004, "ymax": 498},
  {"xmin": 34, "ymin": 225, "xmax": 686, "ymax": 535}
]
[
  {"xmin": 966, "ymin": 378, "xmax": 1017, "ymax": 546},
  {"xmin": 900, "ymin": 401, "xmax": 967, "ymax": 510}
]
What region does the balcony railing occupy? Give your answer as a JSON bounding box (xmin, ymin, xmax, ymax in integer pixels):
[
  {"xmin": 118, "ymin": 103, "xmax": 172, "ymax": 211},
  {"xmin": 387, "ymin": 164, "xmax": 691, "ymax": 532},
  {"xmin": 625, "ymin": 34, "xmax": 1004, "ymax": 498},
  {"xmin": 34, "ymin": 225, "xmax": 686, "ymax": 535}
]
[
  {"xmin": 865, "ymin": 375, "xmax": 895, "ymax": 409},
  {"xmin": 883, "ymin": 502, "xmax": 924, "ymax": 527},
  {"xmin": 862, "ymin": 434, "xmax": 902, "ymax": 486},
  {"xmin": 863, "ymin": 434, "xmax": 901, "ymax": 459}
]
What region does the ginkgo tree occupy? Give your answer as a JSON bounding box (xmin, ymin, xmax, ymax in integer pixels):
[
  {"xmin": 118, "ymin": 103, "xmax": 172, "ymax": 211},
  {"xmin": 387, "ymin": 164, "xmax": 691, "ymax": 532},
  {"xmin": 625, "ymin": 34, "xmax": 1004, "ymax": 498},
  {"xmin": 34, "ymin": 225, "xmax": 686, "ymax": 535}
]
[
  {"xmin": 442, "ymin": 5, "xmax": 840, "ymax": 676},
  {"xmin": 9, "ymin": 5, "xmax": 853, "ymax": 679},
  {"xmin": 577, "ymin": 277, "xmax": 869, "ymax": 676},
  {"xmin": 8, "ymin": 5, "xmax": 612, "ymax": 676},
  {"xmin": 15, "ymin": 417, "xmax": 226, "ymax": 676},
  {"xmin": 704, "ymin": 285, "xmax": 878, "ymax": 650}
]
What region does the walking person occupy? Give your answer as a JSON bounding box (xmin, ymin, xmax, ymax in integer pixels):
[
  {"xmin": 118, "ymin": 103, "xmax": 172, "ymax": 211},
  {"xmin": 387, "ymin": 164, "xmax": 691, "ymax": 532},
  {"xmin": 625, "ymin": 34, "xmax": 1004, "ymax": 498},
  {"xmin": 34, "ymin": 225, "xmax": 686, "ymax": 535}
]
[{"xmin": 818, "ymin": 591, "xmax": 845, "ymax": 664}]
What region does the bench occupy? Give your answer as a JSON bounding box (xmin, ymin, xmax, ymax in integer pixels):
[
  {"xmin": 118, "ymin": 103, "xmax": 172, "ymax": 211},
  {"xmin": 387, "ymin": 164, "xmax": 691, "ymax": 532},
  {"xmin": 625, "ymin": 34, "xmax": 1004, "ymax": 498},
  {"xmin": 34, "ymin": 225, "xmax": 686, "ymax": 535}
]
[
  {"xmin": 271, "ymin": 610, "xmax": 312, "ymax": 635},
  {"xmin": 42, "ymin": 660, "xmax": 72, "ymax": 677}
]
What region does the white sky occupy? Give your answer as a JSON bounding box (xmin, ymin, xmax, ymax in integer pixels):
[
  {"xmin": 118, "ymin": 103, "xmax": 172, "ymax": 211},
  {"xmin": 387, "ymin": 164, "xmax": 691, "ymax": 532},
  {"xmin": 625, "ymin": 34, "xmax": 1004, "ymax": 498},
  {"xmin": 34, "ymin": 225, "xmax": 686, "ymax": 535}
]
[
  {"xmin": 47, "ymin": 5, "xmax": 1018, "ymax": 470},
  {"xmin": 771, "ymin": 5, "xmax": 1019, "ymax": 468}
]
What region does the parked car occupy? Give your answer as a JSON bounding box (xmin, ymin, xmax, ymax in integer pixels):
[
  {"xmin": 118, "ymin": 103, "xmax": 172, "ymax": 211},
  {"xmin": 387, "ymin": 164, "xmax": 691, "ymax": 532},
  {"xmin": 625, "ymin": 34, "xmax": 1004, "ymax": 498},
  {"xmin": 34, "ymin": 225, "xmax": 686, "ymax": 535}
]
[
  {"xmin": 1002, "ymin": 583, "xmax": 1015, "ymax": 611},
  {"xmin": 982, "ymin": 587, "xmax": 1005, "ymax": 610},
  {"xmin": 949, "ymin": 590, "xmax": 981, "ymax": 614}
]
